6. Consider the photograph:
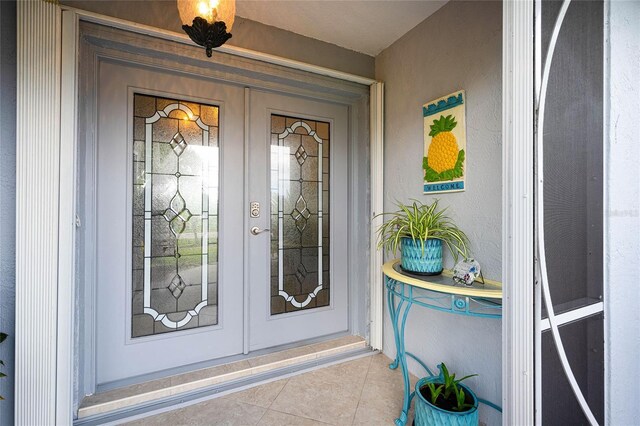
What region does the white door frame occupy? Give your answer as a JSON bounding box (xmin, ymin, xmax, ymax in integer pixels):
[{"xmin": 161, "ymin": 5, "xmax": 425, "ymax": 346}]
[
  {"xmin": 15, "ymin": 5, "xmax": 383, "ymax": 424},
  {"xmin": 501, "ymin": 1, "xmax": 535, "ymax": 425}
]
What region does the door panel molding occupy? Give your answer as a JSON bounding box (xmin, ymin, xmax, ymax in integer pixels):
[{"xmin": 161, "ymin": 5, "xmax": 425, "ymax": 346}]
[
  {"xmin": 79, "ymin": 22, "xmax": 369, "ymax": 105},
  {"xmin": 63, "ymin": 5, "xmax": 375, "ymax": 86}
]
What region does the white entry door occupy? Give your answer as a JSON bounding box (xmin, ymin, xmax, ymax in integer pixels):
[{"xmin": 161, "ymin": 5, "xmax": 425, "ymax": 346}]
[
  {"xmin": 247, "ymin": 90, "xmax": 349, "ymax": 350},
  {"xmin": 95, "ymin": 60, "xmax": 245, "ymax": 385}
]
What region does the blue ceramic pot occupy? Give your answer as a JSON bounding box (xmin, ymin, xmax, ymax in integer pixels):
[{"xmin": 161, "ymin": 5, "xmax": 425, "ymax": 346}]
[
  {"xmin": 400, "ymin": 237, "xmax": 443, "ymax": 275},
  {"xmin": 414, "ymin": 376, "xmax": 479, "ymax": 426}
]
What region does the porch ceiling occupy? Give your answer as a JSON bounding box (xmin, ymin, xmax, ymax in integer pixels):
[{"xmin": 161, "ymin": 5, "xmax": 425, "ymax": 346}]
[{"xmin": 236, "ymin": 0, "xmax": 448, "ymax": 56}]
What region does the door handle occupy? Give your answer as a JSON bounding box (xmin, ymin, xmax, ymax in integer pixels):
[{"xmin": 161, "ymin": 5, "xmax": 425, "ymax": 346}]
[{"xmin": 250, "ymin": 226, "xmax": 270, "ymax": 235}]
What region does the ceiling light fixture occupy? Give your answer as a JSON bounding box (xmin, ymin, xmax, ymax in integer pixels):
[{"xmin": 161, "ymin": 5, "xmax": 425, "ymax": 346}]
[{"xmin": 177, "ymin": 0, "xmax": 236, "ymax": 57}]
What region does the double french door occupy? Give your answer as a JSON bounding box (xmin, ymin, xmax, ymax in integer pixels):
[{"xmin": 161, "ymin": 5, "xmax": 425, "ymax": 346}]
[{"xmin": 94, "ymin": 60, "xmax": 348, "ymax": 385}]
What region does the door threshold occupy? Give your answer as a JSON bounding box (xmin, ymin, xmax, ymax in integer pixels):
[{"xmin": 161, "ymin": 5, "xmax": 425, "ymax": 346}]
[{"xmin": 77, "ymin": 335, "xmax": 367, "ymax": 421}]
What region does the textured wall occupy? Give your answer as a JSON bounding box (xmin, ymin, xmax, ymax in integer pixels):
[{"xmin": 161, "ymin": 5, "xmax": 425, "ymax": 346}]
[
  {"xmin": 0, "ymin": 1, "xmax": 16, "ymax": 424},
  {"xmin": 606, "ymin": 1, "xmax": 640, "ymax": 423},
  {"xmin": 375, "ymin": 2, "xmax": 502, "ymax": 424},
  {"xmin": 60, "ymin": 0, "xmax": 375, "ymax": 79}
]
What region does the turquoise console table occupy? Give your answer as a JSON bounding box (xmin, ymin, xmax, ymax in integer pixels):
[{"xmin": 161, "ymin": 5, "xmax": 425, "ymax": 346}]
[{"xmin": 383, "ymin": 259, "xmax": 503, "ymax": 426}]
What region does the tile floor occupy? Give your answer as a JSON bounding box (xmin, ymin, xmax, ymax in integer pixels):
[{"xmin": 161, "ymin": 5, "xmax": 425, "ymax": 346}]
[
  {"xmin": 79, "ymin": 336, "xmax": 366, "ymax": 418},
  {"xmin": 125, "ymin": 353, "xmax": 418, "ymax": 425}
]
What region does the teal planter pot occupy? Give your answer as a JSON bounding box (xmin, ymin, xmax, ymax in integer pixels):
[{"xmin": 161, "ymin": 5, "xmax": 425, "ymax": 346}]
[
  {"xmin": 414, "ymin": 376, "xmax": 479, "ymax": 426},
  {"xmin": 400, "ymin": 237, "xmax": 443, "ymax": 275}
]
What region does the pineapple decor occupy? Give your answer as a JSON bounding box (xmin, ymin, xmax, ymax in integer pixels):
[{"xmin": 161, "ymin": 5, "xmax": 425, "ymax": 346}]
[{"xmin": 423, "ymin": 91, "xmax": 466, "ymax": 194}]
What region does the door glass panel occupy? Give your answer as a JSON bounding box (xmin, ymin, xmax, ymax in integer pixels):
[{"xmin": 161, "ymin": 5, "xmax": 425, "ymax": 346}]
[
  {"xmin": 541, "ymin": 314, "xmax": 604, "ymax": 425},
  {"xmin": 270, "ymin": 115, "xmax": 330, "ymax": 315},
  {"xmin": 132, "ymin": 94, "xmax": 219, "ymax": 337},
  {"xmin": 541, "ymin": 0, "xmax": 604, "ymax": 315}
]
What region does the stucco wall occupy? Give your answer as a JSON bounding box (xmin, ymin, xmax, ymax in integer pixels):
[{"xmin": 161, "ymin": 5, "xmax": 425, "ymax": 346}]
[
  {"xmin": 605, "ymin": 1, "xmax": 640, "ymax": 423},
  {"xmin": 60, "ymin": 0, "xmax": 375, "ymax": 79},
  {"xmin": 375, "ymin": 2, "xmax": 502, "ymax": 424}
]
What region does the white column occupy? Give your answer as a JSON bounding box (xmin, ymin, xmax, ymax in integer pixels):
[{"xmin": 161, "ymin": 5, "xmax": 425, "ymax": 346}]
[
  {"xmin": 15, "ymin": 1, "xmax": 64, "ymax": 424},
  {"xmin": 369, "ymin": 82, "xmax": 384, "ymax": 351},
  {"xmin": 501, "ymin": 1, "xmax": 535, "ymax": 425}
]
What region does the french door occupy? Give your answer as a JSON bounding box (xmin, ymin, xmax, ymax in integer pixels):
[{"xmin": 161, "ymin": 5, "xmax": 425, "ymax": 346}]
[
  {"xmin": 95, "ymin": 61, "xmax": 246, "ymax": 384},
  {"xmin": 247, "ymin": 90, "xmax": 349, "ymax": 351},
  {"xmin": 92, "ymin": 60, "xmax": 350, "ymax": 386}
]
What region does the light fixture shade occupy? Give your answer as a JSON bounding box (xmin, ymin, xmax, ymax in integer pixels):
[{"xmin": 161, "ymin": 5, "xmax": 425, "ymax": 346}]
[{"xmin": 177, "ymin": 0, "xmax": 236, "ymax": 31}]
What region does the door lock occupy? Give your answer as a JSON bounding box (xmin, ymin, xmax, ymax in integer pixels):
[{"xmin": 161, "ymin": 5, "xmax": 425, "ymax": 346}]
[{"xmin": 250, "ymin": 201, "xmax": 260, "ymax": 218}]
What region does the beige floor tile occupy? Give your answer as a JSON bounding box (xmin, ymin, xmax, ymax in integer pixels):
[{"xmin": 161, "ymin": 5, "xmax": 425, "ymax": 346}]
[
  {"xmin": 269, "ymin": 373, "xmax": 362, "ymax": 425},
  {"xmin": 365, "ymin": 354, "xmax": 404, "ymax": 384},
  {"xmin": 299, "ymin": 356, "xmax": 372, "ymax": 387},
  {"xmin": 351, "ymin": 353, "xmax": 421, "ymax": 426},
  {"xmin": 125, "ymin": 398, "xmax": 266, "ymax": 426},
  {"xmin": 366, "ymin": 354, "xmax": 421, "ymax": 387},
  {"xmin": 123, "ymin": 409, "xmax": 182, "ymax": 425},
  {"xmin": 352, "ymin": 376, "xmax": 414, "ymax": 426},
  {"xmin": 222, "ymin": 379, "xmax": 289, "ymax": 408},
  {"xmin": 257, "ymin": 410, "xmax": 329, "ymax": 425}
]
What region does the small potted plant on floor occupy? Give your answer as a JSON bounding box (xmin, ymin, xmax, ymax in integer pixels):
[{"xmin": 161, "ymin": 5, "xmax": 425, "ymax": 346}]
[
  {"xmin": 376, "ymin": 199, "xmax": 469, "ymax": 275},
  {"xmin": 415, "ymin": 363, "xmax": 479, "ymax": 426}
]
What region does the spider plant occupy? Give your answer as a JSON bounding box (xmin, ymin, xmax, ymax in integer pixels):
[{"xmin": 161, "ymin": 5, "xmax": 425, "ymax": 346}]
[{"xmin": 376, "ymin": 199, "xmax": 469, "ymax": 263}]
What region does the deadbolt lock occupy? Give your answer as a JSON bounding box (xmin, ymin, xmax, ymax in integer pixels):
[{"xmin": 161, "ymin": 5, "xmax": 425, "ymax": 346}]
[{"xmin": 250, "ymin": 201, "xmax": 260, "ymax": 218}]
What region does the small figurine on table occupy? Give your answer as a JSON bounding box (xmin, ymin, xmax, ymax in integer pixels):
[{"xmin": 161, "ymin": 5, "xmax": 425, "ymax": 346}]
[{"xmin": 452, "ymin": 258, "xmax": 482, "ymax": 286}]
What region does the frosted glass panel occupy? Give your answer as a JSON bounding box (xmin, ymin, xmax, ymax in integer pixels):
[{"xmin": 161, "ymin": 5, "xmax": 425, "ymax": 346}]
[
  {"xmin": 270, "ymin": 115, "xmax": 330, "ymax": 315},
  {"xmin": 132, "ymin": 94, "xmax": 219, "ymax": 337}
]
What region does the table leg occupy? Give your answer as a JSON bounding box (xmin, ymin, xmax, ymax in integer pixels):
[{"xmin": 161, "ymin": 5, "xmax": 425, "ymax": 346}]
[
  {"xmin": 386, "ymin": 278, "xmax": 400, "ymax": 370},
  {"xmin": 387, "ymin": 281, "xmax": 413, "ymax": 426}
]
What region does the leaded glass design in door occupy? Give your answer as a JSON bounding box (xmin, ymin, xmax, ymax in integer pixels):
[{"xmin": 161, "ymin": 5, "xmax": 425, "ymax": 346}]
[
  {"xmin": 132, "ymin": 94, "xmax": 220, "ymax": 337},
  {"xmin": 270, "ymin": 115, "xmax": 331, "ymax": 315}
]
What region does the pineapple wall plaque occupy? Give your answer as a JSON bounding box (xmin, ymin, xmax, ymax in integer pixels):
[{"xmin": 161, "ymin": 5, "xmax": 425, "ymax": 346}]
[{"xmin": 422, "ymin": 90, "xmax": 466, "ymax": 193}]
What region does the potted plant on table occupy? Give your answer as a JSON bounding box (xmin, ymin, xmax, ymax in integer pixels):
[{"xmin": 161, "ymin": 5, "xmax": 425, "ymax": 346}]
[
  {"xmin": 415, "ymin": 363, "xmax": 479, "ymax": 426},
  {"xmin": 376, "ymin": 199, "xmax": 469, "ymax": 275}
]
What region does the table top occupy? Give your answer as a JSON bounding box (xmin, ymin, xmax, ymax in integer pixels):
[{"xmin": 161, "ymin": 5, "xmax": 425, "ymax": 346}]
[{"xmin": 383, "ymin": 259, "xmax": 502, "ymax": 299}]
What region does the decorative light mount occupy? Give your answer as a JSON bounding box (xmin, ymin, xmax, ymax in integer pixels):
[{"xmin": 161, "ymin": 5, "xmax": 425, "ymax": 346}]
[{"xmin": 178, "ymin": 0, "xmax": 236, "ymax": 57}]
